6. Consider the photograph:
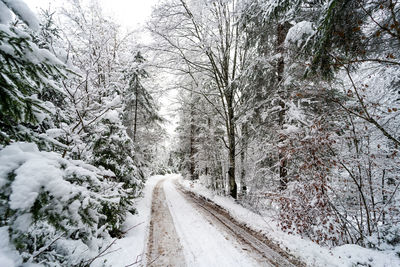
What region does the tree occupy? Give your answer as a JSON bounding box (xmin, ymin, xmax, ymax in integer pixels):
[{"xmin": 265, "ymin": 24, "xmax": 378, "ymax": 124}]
[
  {"xmin": 0, "ymin": 0, "xmax": 66, "ymax": 145},
  {"xmin": 174, "ymin": 89, "xmax": 199, "ymax": 180},
  {"xmin": 0, "ymin": 1, "xmax": 153, "ymax": 265},
  {"xmin": 123, "ymin": 51, "xmax": 162, "ymax": 144},
  {"xmin": 238, "ymin": 0, "xmax": 400, "ymax": 246},
  {"xmin": 150, "ymin": 0, "xmax": 248, "ymax": 198}
]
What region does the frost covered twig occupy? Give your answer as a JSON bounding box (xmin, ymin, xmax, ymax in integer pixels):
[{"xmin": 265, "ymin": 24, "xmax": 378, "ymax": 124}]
[
  {"xmin": 84, "ymin": 238, "xmax": 119, "ymax": 266},
  {"xmin": 121, "ymin": 221, "xmax": 144, "ymax": 236},
  {"xmin": 84, "ymin": 221, "xmax": 144, "ymax": 265},
  {"xmin": 30, "ymin": 233, "xmax": 65, "ymax": 260}
]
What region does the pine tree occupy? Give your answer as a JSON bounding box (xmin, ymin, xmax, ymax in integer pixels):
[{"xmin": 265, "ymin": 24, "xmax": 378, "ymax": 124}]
[
  {"xmin": 0, "ymin": 1, "xmax": 66, "ymax": 145},
  {"xmin": 123, "ymin": 51, "xmax": 162, "ymax": 143}
]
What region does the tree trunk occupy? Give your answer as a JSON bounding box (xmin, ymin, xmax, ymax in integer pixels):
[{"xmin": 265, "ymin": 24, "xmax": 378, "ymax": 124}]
[
  {"xmin": 189, "ymin": 99, "xmax": 198, "ymax": 180},
  {"xmin": 277, "ymin": 22, "xmax": 291, "ymax": 190},
  {"xmin": 133, "ymin": 84, "xmax": 138, "ymax": 143},
  {"xmin": 190, "ymin": 122, "xmax": 196, "ymax": 180},
  {"xmin": 278, "ymin": 99, "xmax": 288, "ymax": 190},
  {"xmin": 240, "ymin": 123, "xmax": 247, "ymax": 197},
  {"xmin": 227, "ymin": 94, "xmax": 237, "ymax": 198},
  {"xmin": 382, "ymin": 169, "xmax": 386, "ymax": 224}
]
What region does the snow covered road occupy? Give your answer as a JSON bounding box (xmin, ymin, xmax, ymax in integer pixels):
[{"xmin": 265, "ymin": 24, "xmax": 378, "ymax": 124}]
[
  {"xmin": 146, "ymin": 179, "xmax": 185, "ymax": 266},
  {"xmin": 146, "ymin": 176, "xmax": 299, "ymax": 267}
]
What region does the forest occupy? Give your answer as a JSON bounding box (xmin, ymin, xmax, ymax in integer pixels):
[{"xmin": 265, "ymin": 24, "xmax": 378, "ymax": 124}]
[
  {"xmin": 166, "ymin": 0, "xmax": 400, "ymax": 249},
  {"xmin": 0, "ymin": 0, "xmax": 399, "ymax": 266}
]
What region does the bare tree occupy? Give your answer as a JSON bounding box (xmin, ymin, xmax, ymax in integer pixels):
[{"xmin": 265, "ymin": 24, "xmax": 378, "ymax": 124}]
[{"xmin": 149, "ymin": 0, "xmax": 248, "ymax": 198}]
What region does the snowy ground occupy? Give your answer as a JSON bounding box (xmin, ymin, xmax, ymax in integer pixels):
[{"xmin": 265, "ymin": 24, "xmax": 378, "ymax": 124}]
[
  {"xmin": 147, "ymin": 179, "xmax": 185, "ymax": 266},
  {"xmin": 92, "ymin": 175, "xmax": 165, "ymax": 266},
  {"xmin": 179, "ymin": 177, "xmax": 400, "ymax": 267},
  {"xmin": 162, "ymin": 177, "xmax": 263, "ymax": 267},
  {"xmin": 100, "ymin": 174, "xmax": 274, "ymax": 266},
  {"xmin": 97, "ymin": 174, "xmax": 400, "ymax": 267}
]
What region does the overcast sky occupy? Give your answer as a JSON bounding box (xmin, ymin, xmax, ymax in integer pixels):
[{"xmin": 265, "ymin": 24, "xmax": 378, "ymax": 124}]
[{"xmin": 25, "ymin": 0, "xmax": 159, "ymax": 29}]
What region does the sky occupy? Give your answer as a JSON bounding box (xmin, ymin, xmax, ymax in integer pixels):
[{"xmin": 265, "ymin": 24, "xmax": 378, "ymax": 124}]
[{"xmin": 25, "ymin": 0, "xmax": 159, "ymax": 30}]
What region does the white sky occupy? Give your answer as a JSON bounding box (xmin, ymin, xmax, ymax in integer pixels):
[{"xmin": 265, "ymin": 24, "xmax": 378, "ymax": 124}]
[
  {"xmin": 101, "ymin": 0, "xmax": 159, "ymax": 29},
  {"xmin": 25, "ymin": 0, "xmax": 159, "ymax": 30}
]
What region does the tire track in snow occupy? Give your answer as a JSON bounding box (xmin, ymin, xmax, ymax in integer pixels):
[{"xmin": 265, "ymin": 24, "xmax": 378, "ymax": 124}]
[
  {"xmin": 146, "ymin": 179, "xmax": 185, "ymax": 266},
  {"xmin": 175, "ymin": 182, "xmax": 305, "ymax": 267},
  {"xmin": 163, "ymin": 178, "xmax": 261, "ymax": 267}
]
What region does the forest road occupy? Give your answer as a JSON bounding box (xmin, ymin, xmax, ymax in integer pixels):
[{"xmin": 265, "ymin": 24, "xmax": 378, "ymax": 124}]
[
  {"xmin": 146, "ymin": 179, "xmax": 186, "ymax": 267},
  {"xmin": 146, "ymin": 177, "xmax": 304, "ymax": 267}
]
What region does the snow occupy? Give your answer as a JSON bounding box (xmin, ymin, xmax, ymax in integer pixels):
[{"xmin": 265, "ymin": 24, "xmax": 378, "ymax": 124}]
[
  {"xmin": 0, "ymin": 24, "xmax": 12, "ymax": 36},
  {"xmin": 285, "ymin": 21, "xmax": 315, "ymax": 47},
  {"xmin": 103, "ymin": 109, "xmax": 120, "ymax": 124},
  {"xmin": 1, "ymin": 148, "xmax": 397, "ymax": 266},
  {"xmin": 0, "ymin": 227, "xmax": 23, "ymax": 267},
  {"xmin": 0, "ymin": 226, "xmax": 42, "ymax": 266},
  {"xmin": 23, "ymin": 45, "xmax": 64, "ymax": 66},
  {"xmin": 11, "ymin": 157, "xmax": 64, "ymax": 210},
  {"xmin": 0, "ymin": 43, "xmax": 15, "ymax": 56},
  {"xmin": 13, "ymin": 213, "xmax": 33, "ymax": 232},
  {"xmin": 0, "ymin": 142, "xmax": 138, "ymax": 265},
  {"xmin": 282, "ymin": 124, "xmax": 300, "ymax": 134},
  {"xmin": 0, "ymin": 142, "xmax": 37, "ymax": 187},
  {"xmin": 99, "ymin": 174, "xmax": 263, "ymax": 267},
  {"xmin": 1, "ymin": 0, "xmax": 39, "ymax": 31},
  {"xmin": 105, "ymin": 95, "xmax": 122, "ymax": 108},
  {"xmin": 93, "ymin": 175, "xmax": 165, "ymax": 266},
  {"xmin": 35, "ymin": 48, "xmax": 64, "ymax": 65},
  {"xmin": 163, "ymin": 176, "xmax": 260, "ymax": 267},
  {"xmin": 179, "ymin": 177, "xmax": 400, "ymax": 267},
  {"xmin": 38, "ymin": 133, "xmax": 69, "ymax": 149},
  {"xmin": 0, "ymin": 2, "xmax": 12, "ymax": 25}
]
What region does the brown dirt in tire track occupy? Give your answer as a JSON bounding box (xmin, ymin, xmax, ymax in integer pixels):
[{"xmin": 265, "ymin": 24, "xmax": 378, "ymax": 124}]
[{"xmin": 146, "ymin": 179, "xmax": 185, "ymax": 266}]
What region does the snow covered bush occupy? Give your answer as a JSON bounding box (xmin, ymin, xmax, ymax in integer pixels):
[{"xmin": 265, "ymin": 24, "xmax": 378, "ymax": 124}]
[
  {"xmin": 273, "ymin": 117, "xmax": 344, "ymax": 246},
  {"xmin": 0, "ymin": 142, "xmax": 134, "ymax": 266},
  {"xmin": 0, "ymin": 1, "xmax": 157, "ymax": 266}
]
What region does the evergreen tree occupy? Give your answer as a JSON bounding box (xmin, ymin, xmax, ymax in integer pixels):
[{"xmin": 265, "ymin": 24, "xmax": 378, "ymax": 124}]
[
  {"xmin": 0, "ymin": 1, "xmax": 152, "ymax": 264},
  {"xmin": 123, "ymin": 51, "xmax": 162, "ymax": 143},
  {"xmin": 0, "ymin": 0, "xmax": 66, "ymax": 145},
  {"xmin": 92, "ymin": 112, "xmax": 145, "ymax": 191}
]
